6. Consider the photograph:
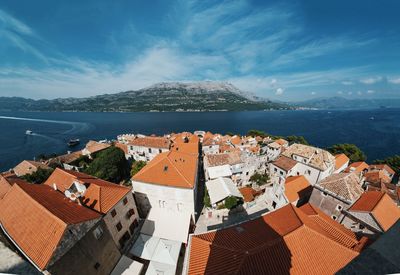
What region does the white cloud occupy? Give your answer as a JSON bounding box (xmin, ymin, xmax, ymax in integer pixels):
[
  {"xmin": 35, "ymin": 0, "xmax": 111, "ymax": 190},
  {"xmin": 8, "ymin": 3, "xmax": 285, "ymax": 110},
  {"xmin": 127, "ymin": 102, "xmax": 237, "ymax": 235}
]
[
  {"xmin": 360, "ymin": 76, "xmax": 382, "ymax": 84},
  {"xmin": 310, "ymin": 91, "xmax": 316, "ymax": 95},
  {"xmin": 366, "ymin": 90, "xmax": 375, "ymax": 94},
  {"xmin": 337, "ymin": 91, "xmax": 343, "ymax": 95},
  {"xmin": 270, "ymin": 78, "xmax": 277, "ymax": 85},
  {"xmin": 357, "ymin": 91, "xmax": 362, "ymax": 95},
  {"xmin": 275, "ymin": 87, "xmax": 284, "ymax": 95},
  {"xmin": 341, "ymin": 80, "xmax": 353, "ymax": 85},
  {"xmin": 348, "ymin": 91, "xmax": 353, "ymax": 95},
  {"xmin": 388, "ymin": 77, "xmax": 400, "ymax": 84}
]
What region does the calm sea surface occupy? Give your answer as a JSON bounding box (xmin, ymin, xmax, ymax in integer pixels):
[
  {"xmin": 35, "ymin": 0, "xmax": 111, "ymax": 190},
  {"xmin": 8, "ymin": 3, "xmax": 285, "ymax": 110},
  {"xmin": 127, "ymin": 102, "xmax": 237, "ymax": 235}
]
[{"xmin": 0, "ymin": 109, "xmax": 399, "ymax": 171}]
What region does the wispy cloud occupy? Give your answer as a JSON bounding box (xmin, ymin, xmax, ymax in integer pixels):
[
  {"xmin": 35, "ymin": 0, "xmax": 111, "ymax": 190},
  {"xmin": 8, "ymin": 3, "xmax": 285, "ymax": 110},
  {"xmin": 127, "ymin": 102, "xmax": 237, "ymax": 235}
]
[
  {"xmin": 0, "ymin": 1, "xmax": 397, "ymax": 100},
  {"xmin": 360, "ymin": 76, "xmax": 383, "ymax": 84},
  {"xmin": 388, "ymin": 77, "xmax": 400, "ymax": 84}
]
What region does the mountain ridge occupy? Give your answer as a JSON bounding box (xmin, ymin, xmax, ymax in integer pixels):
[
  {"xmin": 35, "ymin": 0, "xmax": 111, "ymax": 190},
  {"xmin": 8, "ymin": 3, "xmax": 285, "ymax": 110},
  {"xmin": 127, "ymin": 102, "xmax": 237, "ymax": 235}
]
[{"xmin": 0, "ymin": 81, "xmax": 290, "ymax": 112}]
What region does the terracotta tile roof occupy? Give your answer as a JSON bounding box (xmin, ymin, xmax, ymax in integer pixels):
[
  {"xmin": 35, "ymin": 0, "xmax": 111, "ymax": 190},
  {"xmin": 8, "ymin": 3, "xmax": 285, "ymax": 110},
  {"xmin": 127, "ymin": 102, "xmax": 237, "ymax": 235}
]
[
  {"xmin": 239, "ymin": 187, "xmax": 259, "ymax": 202},
  {"xmin": 0, "ymin": 173, "xmax": 31, "ymax": 199},
  {"xmin": 187, "ymin": 204, "xmax": 360, "ymax": 275},
  {"xmin": 170, "ymin": 142, "xmax": 199, "ymax": 155},
  {"xmin": 132, "ymin": 150, "xmax": 198, "ymax": 189},
  {"xmin": 205, "ymin": 151, "xmax": 243, "ymax": 167},
  {"xmin": 364, "ymin": 171, "xmax": 391, "ymax": 185},
  {"xmin": 248, "ymin": 146, "xmax": 260, "ymax": 154},
  {"xmin": 13, "ymin": 160, "xmax": 49, "ymax": 177},
  {"xmin": 171, "ymin": 132, "xmax": 199, "ymax": 144},
  {"xmin": 272, "ymin": 155, "xmax": 298, "ymax": 172},
  {"xmin": 284, "ymin": 176, "xmax": 311, "ymax": 203},
  {"xmin": 0, "ymin": 174, "xmax": 13, "ymax": 199},
  {"xmin": 299, "ymin": 203, "xmax": 361, "ymax": 249},
  {"xmin": 218, "ymin": 144, "xmax": 235, "ymax": 153},
  {"xmin": 84, "ymin": 140, "xmax": 111, "ymax": 154},
  {"xmin": 115, "ymin": 142, "xmax": 128, "ymax": 155},
  {"xmin": 230, "ymin": 136, "xmax": 242, "ymax": 145},
  {"xmin": 44, "ymin": 168, "xmax": 131, "ymax": 214},
  {"xmin": 317, "ymin": 173, "xmax": 364, "ymax": 202},
  {"xmin": 335, "ymin": 154, "xmax": 350, "ymax": 170},
  {"xmin": 129, "ymin": 136, "xmax": 170, "ymax": 149},
  {"xmin": 282, "ymin": 143, "xmax": 335, "ymax": 171},
  {"xmin": 348, "ymin": 191, "xmax": 400, "ymax": 231},
  {"xmin": 52, "ymin": 150, "xmax": 82, "ymax": 164},
  {"xmin": 275, "ymin": 138, "xmax": 288, "ymax": 146},
  {"xmin": 0, "ymin": 182, "xmax": 100, "ymax": 269},
  {"xmin": 344, "ymin": 162, "xmax": 369, "ymax": 173},
  {"xmin": 369, "ymin": 164, "xmax": 395, "ymax": 175}
]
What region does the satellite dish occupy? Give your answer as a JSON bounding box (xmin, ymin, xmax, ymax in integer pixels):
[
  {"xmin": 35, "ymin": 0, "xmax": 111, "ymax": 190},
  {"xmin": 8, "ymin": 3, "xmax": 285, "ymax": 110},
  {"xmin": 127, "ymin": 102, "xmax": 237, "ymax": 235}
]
[{"xmin": 64, "ymin": 190, "xmax": 76, "ymax": 201}]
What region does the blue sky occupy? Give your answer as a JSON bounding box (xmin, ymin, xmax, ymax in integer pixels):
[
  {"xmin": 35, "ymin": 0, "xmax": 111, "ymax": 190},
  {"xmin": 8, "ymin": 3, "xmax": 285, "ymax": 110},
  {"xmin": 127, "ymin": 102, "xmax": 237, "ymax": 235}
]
[{"xmin": 0, "ymin": 0, "xmax": 400, "ymax": 101}]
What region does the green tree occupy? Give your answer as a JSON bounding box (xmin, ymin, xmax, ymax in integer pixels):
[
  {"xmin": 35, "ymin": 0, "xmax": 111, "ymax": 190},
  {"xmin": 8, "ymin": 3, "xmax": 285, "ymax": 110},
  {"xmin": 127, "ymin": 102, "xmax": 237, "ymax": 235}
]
[
  {"xmin": 374, "ymin": 155, "xmax": 400, "ymax": 175},
  {"xmin": 286, "ymin": 135, "xmax": 309, "ymax": 145},
  {"xmin": 247, "ymin": 129, "xmax": 267, "ymax": 137},
  {"xmin": 84, "ymin": 146, "xmax": 129, "ymax": 183},
  {"xmin": 224, "ymin": 196, "xmax": 239, "ymax": 210},
  {"xmin": 327, "ymin": 143, "xmax": 366, "ymax": 163},
  {"xmin": 203, "ymin": 189, "xmax": 211, "ymax": 208},
  {"xmin": 130, "ymin": 161, "xmax": 147, "ymax": 177},
  {"xmin": 249, "ymin": 172, "xmax": 270, "ymax": 186},
  {"xmin": 22, "ymin": 167, "xmax": 54, "ymax": 184}
]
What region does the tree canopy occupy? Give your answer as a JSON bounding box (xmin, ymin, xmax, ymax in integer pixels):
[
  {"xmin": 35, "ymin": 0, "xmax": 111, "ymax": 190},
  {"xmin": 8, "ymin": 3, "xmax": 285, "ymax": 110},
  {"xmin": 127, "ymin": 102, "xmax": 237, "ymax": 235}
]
[
  {"xmin": 224, "ymin": 196, "xmax": 240, "ymax": 210},
  {"xmin": 84, "ymin": 146, "xmax": 129, "ymax": 183},
  {"xmin": 286, "ymin": 135, "xmax": 309, "ymax": 145},
  {"xmin": 247, "ymin": 129, "xmax": 267, "ymax": 137},
  {"xmin": 22, "ymin": 167, "xmax": 54, "ymax": 184},
  {"xmin": 130, "ymin": 161, "xmax": 147, "ymax": 177},
  {"xmin": 327, "ymin": 143, "xmax": 366, "ymax": 162},
  {"xmin": 249, "ymin": 172, "xmax": 269, "ymax": 186}
]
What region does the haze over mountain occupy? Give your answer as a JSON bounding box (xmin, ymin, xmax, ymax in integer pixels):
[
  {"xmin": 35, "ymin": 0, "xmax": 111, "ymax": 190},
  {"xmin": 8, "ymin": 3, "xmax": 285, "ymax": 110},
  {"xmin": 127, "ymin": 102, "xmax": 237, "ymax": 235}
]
[
  {"xmin": 0, "ymin": 82, "xmax": 290, "ymax": 112},
  {"xmin": 295, "ymin": 96, "xmax": 400, "ymax": 109}
]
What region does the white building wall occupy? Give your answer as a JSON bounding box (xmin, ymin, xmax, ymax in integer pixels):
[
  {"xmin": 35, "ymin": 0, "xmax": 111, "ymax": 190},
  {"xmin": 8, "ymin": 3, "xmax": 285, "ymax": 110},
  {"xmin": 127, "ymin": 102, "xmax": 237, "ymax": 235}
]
[
  {"xmin": 131, "ymin": 181, "xmax": 196, "ymax": 219},
  {"xmin": 202, "ymin": 145, "xmax": 219, "ymax": 155},
  {"xmin": 334, "ymin": 161, "xmax": 350, "ymax": 174},
  {"xmin": 128, "ymin": 145, "xmax": 169, "ymax": 161}
]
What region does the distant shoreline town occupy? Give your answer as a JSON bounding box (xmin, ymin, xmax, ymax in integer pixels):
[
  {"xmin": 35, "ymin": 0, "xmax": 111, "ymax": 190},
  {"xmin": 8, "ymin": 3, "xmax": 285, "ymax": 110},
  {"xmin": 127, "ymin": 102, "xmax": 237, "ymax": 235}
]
[{"xmin": 0, "ymin": 130, "xmax": 399, "ymax": 274}]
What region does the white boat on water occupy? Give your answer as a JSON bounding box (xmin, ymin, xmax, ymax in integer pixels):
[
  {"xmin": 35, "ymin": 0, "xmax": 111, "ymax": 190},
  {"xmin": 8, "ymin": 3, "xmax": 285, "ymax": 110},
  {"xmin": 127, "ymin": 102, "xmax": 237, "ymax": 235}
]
[{"xmin": 25, "ymin": 130, "xmax": 33, "ymax": 135}]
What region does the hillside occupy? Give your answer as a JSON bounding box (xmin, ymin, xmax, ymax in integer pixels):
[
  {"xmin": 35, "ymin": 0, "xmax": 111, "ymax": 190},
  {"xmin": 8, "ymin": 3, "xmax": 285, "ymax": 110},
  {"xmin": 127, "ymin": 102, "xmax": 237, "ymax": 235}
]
[
  {"xmin": 295, "ymin": 97, "xmax": 400, "ymax": 109},
  {"xmin": 0, "ymin": 82, "xmax": 291, "ymax": 112}
]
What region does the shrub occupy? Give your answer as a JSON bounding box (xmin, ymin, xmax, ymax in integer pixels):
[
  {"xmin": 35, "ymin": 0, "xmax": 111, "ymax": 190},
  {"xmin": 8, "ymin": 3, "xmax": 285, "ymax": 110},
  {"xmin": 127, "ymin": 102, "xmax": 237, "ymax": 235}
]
[
  {"xmin": 22, "ymin": 167, "xmax": 54, "ymax": 184},
  {"xmin": 84, "ymin": 146, "xmax": 129, "ymax": 183},
  {"xmin": 327, "ymin": 143, "xmax": 366, "ymax": 162},
  {"xmin": 130, "ymin": 161, "xmax": 147, "ymax": 177},
  {"xmin": 224, "ymin": 196, "xmax": 239, "ymax": 210}
]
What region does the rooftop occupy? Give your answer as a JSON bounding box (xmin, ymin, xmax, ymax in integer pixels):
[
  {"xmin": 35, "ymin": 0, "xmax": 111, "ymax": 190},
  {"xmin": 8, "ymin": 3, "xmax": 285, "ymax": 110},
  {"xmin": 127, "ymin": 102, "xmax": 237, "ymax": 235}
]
[
  {"xmin": 369, "ymin": 164, "xmax": 395, "ymax": 175},
  {"xmin": 284, "ymin": 176, "xmax": 311, "ymax": 203},
  {"xmin": 44, "ymin": 168, "xmax": 131, "ymax": 214},
  {"xmin": 282, "ymin": 143, "xmax": 335, "ymax": 171},
  {"xmin": 335, "ymin": 154, "xmax": 350, "ymax": 170},
  {"xmin": 348, "ymin": 191, "xmax": 400, "ymax": 231},
  {"xmin": 133, "ymin": 150, "xmax": 198, "ymax": 189},
  {"xmin": 316, "ymin": 173, "xmax": 364, "ymax": 202},
  {"xmin": 129, "ymin": 136, "xmax": 170, "ymax": 149},
  {"xmin": 84, "ymin": 140, "xmax": 111, "ymax": 154},
  {"xmin": 187, "ymin": 204, "xmax": 361, "ymax": 274},
  {"xmin": 205, "ymin": 151, "xmax": 243, "ymax": 167},
  {"xmin": 344, "ymin": 162, "xmax": 369, "ymax": 173},
  {"xmin": 0, "ymin": 181, "xmax": 100, "ymax": 269},
  {"xmin": 272, "ymin": 155, "xmax": 298, "ymax": 172}
]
